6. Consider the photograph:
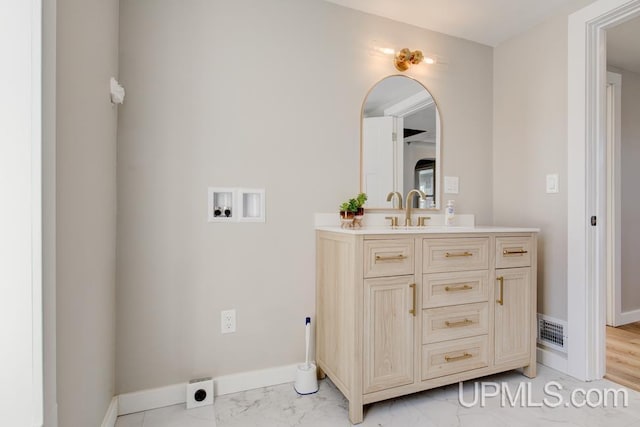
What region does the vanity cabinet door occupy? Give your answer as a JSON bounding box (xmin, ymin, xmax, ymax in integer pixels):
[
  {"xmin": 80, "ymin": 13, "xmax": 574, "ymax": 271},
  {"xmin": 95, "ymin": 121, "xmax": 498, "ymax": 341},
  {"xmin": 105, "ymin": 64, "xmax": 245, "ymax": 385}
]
[
  {"xmin": 494, "ymin": 268, "xmax": 531, "ymax": 366},
  {"xmin": 363, "ymin": 276, "xmax": 415, "ymax": 394}
]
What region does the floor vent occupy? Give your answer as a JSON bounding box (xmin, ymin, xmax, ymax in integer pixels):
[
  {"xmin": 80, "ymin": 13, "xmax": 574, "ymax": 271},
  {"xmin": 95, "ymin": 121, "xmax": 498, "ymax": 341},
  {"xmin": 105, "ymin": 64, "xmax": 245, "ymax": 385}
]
[{"xmin": 537, "ymin": 314, "xmax": 568, "ymax": 353}]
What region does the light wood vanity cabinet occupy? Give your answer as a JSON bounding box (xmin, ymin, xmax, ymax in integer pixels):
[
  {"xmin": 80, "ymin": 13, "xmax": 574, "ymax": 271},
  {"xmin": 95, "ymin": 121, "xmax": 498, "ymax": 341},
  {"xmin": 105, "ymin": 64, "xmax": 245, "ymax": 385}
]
[{"xmin": 316, "ymin": 229, "xmax": 537, "ymax": 424}]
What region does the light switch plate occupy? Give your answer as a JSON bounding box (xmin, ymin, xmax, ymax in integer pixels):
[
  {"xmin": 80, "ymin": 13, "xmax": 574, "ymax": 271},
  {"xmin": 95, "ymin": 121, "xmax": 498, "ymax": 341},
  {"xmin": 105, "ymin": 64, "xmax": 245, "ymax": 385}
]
[
  {"xmin": 444, "ymin": 176, "xmax": 459, "ymax": 194},
  {"xmin": 546, "ymin": 174, "xmax": 559, "ymax": 193}
]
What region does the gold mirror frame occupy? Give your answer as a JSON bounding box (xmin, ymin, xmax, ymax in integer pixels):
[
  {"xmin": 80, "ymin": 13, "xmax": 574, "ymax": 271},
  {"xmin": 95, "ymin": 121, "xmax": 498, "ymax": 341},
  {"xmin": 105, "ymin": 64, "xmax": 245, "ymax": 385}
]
[{"xmin": 360, "ymin": 75, "xmax": 443, "ymax": 212}]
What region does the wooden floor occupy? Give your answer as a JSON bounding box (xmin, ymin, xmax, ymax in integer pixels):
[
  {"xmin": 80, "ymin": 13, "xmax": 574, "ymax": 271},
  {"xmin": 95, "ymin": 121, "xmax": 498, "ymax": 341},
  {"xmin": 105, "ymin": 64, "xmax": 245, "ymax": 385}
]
[{"xmin": 606, "ymin": 322, "xmax": 640, "ymax": 391}]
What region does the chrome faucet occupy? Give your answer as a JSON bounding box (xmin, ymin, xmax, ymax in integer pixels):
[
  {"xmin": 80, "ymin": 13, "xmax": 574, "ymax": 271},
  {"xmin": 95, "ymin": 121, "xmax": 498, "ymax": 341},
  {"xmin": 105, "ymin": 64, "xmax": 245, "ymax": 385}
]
[
  {"xmin": 405, "ymin": 189, "xmax": 426, "ymax": 226},
  {"xmin": 386, "ymin": 191, "xmax": 404, "ymax": 209}
]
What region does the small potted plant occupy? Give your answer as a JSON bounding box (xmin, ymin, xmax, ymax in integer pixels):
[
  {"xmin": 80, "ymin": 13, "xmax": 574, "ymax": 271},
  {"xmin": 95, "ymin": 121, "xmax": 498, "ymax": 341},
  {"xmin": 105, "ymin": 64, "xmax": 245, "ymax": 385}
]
[
  {"xmin": 354, "ymin": 193, "xmax": 367, "ymax": 216},
  {"xmin": 339, "ymin": 201, "xmax": 355, "ymax": 219},
  {"xmin": 352, "ymin": 193, "xmax": 367, "ymax": 228},
  {"xmin": 339, "ymin": 199, "xmax": 357, "ymax": 228},
  {"xmin": 339, "ymin": 193, "xmax": 367, "ymax": 228}
]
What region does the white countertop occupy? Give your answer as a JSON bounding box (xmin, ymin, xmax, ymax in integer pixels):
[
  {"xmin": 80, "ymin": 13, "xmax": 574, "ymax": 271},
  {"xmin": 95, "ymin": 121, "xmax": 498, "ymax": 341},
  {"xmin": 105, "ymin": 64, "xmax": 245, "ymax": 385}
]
[{"xmin": 316, "ymin": 225, "xmax": 540, "ymax": 235}]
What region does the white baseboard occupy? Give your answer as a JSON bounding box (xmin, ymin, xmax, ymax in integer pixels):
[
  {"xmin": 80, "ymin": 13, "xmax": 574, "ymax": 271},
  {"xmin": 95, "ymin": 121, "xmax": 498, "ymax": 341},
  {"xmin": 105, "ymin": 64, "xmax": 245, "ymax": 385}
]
[
  {"xmin": 214, "ymin": 363, "xmax": 298, "ymax": 396},
  {"xmin": 619, "ymin": 308, "xmax": 640, "ymax": 325},
  {"xmin": 537, "ymin": 346, "xmax": 568, "ymax": 374},
  {"xmin": 118, "ymin": 363, "xmax": 299, "ymax": 416},
  {"xmin": 118, "ymin": 383, "xmax": 185, "ymax": 416},
  {"xmin": 101, "ymin": 397, "xmax": 118, "ymax": 427}
]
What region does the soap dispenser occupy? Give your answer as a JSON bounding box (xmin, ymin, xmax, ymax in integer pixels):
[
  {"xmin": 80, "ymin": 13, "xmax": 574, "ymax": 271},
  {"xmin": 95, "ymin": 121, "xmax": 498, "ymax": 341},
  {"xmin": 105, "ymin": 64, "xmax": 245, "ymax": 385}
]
[{"xmin": 445, "ymin": 200, "xmax": 455, "ymax": 226}]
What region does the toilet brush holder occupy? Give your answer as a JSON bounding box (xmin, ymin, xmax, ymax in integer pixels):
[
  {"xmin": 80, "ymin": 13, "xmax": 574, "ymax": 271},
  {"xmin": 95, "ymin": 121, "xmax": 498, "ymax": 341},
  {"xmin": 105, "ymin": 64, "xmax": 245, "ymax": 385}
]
[
  {"xmin": 294, "ymin": 316, "xmax": 318, "ymax": 395},
  {"xmin": 294, "ymin": 362, "xmax": 318, "ymax": 395}
]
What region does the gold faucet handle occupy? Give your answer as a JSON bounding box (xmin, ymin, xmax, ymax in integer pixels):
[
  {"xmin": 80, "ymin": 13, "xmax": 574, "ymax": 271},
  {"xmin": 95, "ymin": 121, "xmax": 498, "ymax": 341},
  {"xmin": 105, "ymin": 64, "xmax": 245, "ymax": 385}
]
[
  {"xmin": 417, "ymin": 216, "xmax": 431, "ymax": 227},
  {"xmin": 385, "ymin": 216, "xmax": 399, "ymax": 227}
]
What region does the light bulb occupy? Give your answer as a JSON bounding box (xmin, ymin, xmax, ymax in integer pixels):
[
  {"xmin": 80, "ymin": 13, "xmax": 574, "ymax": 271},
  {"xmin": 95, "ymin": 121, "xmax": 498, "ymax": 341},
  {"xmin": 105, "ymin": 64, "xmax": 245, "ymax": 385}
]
[
  {"xmin": 379, "ymin": 47, "xmax": 395, "ymax": 55},
  {"xmin": 423, "ymin": 57, "xmax": 435, "ymax": 64}
]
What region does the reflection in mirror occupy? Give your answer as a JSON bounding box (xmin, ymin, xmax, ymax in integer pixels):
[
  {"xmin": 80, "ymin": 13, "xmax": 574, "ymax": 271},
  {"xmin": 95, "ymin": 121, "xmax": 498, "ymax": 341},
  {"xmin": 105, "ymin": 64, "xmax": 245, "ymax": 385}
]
[
  {"xmin": 415, "ymin": 159, "xmax": 435, "ymax": 208},
  {"xmin": 361, "ymin": 76, "xmax": 441, "ymax": 210}
]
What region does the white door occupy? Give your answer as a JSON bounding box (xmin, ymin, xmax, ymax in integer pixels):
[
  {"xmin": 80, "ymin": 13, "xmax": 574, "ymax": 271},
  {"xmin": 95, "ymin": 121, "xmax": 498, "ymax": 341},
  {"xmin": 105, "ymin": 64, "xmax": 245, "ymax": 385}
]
[{"xmin": 362, "ymin": 116, "xmax": 403, "ymax": 207}]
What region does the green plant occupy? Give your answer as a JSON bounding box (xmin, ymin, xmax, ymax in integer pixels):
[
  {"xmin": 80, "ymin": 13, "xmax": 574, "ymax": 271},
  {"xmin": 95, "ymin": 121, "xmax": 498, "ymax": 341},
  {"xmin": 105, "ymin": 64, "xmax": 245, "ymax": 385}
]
[
  {"xmin": 340, "ymin": 193, "xmax": 367, "ymax": 213},
  {"xmin": 339, "ymin": 201, "xmax": 353, "ymax": 212},
  {"xmin": 339, "ymin": 199, "xmax": 358, "ymax": 213}
]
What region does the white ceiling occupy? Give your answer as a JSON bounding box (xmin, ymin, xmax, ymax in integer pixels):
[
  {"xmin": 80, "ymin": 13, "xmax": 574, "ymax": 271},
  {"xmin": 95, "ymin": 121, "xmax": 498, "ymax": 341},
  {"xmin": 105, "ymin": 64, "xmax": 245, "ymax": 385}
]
[
  {"xmin": 324, "ymin": 0, "xmax": 578, "ymax": 46},
  {"xmin": 607, "ymin": 15, "xmax": 640, "ymax": 74}
]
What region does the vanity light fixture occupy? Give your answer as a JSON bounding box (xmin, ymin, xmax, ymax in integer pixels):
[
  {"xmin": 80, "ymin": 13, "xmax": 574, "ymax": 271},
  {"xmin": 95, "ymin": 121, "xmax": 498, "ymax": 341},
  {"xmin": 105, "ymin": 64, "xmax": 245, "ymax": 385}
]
[
  {"xmin": 394, "ymin": 48, "xmax": 437, "ymax": 70},
  {"xmin": 372, "ymin": 45, "xmax": 437, "ymax": 71},
  {"xmin": 394, "ymin": 48, "xmax": 424, "ymax": 71}
]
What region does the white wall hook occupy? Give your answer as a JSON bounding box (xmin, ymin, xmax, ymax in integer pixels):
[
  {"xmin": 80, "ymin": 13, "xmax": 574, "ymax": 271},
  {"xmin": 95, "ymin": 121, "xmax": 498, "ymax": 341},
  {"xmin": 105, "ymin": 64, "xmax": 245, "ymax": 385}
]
[{"xmin": 110, "ymin": 77, "xmax": 125, "ymax": 104}]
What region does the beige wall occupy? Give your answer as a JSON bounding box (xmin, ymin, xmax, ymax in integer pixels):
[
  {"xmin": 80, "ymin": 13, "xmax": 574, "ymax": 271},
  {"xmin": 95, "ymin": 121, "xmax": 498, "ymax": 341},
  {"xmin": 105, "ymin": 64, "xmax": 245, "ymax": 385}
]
[
  {"xmin": 116, "ymin": 0, "xmax": 493, "ymax": 394},
  {"xmin": 617, "ymin": 68, "xmax": 640, "ymax": 313},
  {"xmin": 493, "ymin": 0, "xmax": 595, "ymax": 321},
  {"xmin": 56, "ymin": 0, "xmax": 119, "ymax": 425}
]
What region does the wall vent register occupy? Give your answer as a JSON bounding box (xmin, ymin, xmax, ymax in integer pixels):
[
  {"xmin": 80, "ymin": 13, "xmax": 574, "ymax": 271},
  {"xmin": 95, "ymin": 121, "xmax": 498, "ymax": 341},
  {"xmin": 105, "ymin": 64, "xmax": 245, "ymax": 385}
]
[{"xmin": 537, "ymin": 314, "xmax": 567, "ymax": 353}]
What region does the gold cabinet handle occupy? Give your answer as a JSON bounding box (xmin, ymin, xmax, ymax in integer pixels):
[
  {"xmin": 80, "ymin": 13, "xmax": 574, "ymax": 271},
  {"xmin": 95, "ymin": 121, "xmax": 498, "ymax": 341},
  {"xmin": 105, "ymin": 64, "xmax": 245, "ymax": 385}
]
[
  {"xmin": 445, "ymin": 319, "xmax": 473, "ymax": 328},
  {"xmin": 445, "ymin": 251, "xmax": 473, "ymax": 258},
  {"xmin": 409, "ymin": 283, "xmax": 416, "ymax": 316},
  {"xmin": 445, "ymin": 284, "xmax": 472, "ymax": 292},
  {"xmin": 503, "ymin": 249, "xmax": 528, "ymax": 255},
  {"xmin": 496, "ymin": 276, "xmax": 504, "ymax": 305},
  {"xmin": 375, "ymin": 254, "xmax": 407, "ymax": 261},
  {"xmin": 445, "ymin": 352, "xmax": 473, "ymax": 362}
]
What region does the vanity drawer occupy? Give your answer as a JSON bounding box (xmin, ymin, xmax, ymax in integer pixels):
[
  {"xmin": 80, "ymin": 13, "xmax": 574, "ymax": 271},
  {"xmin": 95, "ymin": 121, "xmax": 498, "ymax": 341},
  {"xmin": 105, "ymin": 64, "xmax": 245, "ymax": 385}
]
[
  {"xmin": 422, "ymin": 271, "xmax": 489, "ymax": 308},
  {"xmin": 422, "ymin": 302, "xmax": 489, "ymax": 344},
  {"xmin": 423, "ymin": 238, "xmax": 489, "ymax": 273},
  {"xmin": 496, "ymin": 237, "xmax": 532, "ymax": 269},
  {"xmin": 364, "ymin": 239, "xmax": 414, "ymax": 278},
  {"xmin": 421, "ymin": 335, "xmax": 488, "ymax": 380}
]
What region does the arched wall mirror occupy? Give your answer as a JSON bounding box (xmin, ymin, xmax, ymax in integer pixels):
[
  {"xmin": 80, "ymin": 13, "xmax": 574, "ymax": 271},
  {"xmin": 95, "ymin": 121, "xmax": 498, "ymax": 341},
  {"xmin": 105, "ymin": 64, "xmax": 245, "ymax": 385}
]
[{"xmin": 360, "ymin": 75, "xmax": 441, "ymax": 210}]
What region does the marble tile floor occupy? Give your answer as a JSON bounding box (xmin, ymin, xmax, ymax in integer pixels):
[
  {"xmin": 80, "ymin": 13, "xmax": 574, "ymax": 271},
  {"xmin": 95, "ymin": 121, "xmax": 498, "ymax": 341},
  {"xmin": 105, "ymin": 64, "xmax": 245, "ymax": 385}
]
[{"xmin": 115, "ymin": 364, "xmax": 640, "ymax": 427}]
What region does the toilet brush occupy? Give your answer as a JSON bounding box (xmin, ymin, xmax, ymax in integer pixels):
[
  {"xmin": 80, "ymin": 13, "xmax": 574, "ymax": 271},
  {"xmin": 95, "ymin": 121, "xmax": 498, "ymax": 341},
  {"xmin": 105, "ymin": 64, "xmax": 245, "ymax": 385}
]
[{"xmin": 294, "ymin": 317, "xmax": 319, "ymax": 395}]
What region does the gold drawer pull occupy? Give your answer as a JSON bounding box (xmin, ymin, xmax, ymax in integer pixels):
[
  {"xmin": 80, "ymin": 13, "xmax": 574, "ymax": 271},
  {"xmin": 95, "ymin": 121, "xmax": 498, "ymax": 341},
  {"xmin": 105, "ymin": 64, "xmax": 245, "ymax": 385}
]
[
  {"xmin": 496, "ymin": 276, "xmax": 504, "ymax": 306},
  {"xmin": 375, "ymin": 254, "xmax": 407, "ymax": 261},
  {"xmin": 445, "ymin": 284, "xmax": 472, "ymax": 292},
  {"xmin": 503, "ymin": 249, "xmax": 528, "ymax": 255},
  {"xmin": 409, "ymin": 283, "xmax": 416, "ymax": 316},
  {"xmin": 445, "ymin": 251, "xmax": 473, "ymax": 258},
  {"xmin": 445, "ymin": 319, "xmax": 473, "ymax": 328},
  {"xmin": 445, "ymin": 352, "xmax": 473, "ymax": 363}
]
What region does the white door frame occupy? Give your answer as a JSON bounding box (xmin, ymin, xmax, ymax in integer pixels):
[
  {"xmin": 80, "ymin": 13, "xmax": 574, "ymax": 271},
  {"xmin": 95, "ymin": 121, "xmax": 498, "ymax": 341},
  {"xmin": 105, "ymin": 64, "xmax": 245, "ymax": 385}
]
[
  {"xmin": 605, "ymin": 71, "xmax": 622, "ymax": 327},
  {"xmin": 567, "ymin": 0, "xmax": 640, "ymax": 381},
  {"xmin": 0, "ymin": 0, "xmax": 43, "ymax": 425}
]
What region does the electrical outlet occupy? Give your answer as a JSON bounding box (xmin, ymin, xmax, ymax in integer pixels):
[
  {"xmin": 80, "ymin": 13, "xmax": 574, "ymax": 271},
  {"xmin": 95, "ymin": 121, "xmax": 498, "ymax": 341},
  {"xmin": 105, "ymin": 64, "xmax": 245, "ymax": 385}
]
[{"xmin": 221, "ymin": 309, "xmax": 236, "ymax": 334}]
